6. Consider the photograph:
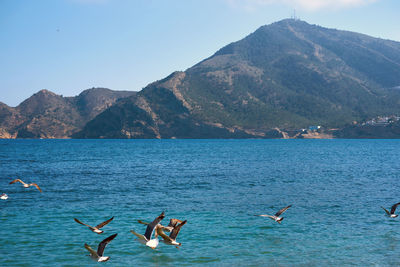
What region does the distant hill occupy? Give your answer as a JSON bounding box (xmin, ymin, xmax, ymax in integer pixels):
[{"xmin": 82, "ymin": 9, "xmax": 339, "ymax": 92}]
[
  {"xmin": 75, "ymin": 19, "xmax": 400, "ymax": 139},
  {"xmin": 0, "ymin": 88, "xmax": 135, "ymax": 138}
]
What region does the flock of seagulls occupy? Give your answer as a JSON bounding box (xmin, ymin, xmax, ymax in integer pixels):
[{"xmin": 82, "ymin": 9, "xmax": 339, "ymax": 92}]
[
  {"xmin": 1, "ymin": 178, "xmax": 189, "ymax": 262},
  {"xmin": 73, "ymin": 211, "xmax": 187, "ymax": 262},
  {"xmin": 130, "ymin": 211, "xmax": 187, "ymax": 249},
  {"xmin": 3, "ymin": 177, "xmax": 400, "ymax": 263}
]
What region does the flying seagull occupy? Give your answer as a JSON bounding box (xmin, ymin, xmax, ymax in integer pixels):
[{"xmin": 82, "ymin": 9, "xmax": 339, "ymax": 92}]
[
  {"xmin": 1, "ymin": 193, "xmax": 8, "ymax": 200},
  {"xmin": 156, "ymin": 220, "xmax": 187, "ymax": 247},
  {"xmin": 74, "ymin": 216, "xmax": 114, "ymax": 234},
  {"xmin": 255, "ymin": 205, "xmax": 292, "ymax": 223},
  {"xmin": 84, "ymin": 233, "xmax": 118, "ymax": 262},
  {"xmin": 9, "ymin": 179, "xmax": 42, "ymax": 192},
  {"xmin": 381, "ymin": 203, "xmax": 400, "ymax": 218},
  {"xmin": 130, "ymin": 211, "xmax": 165, "ymax": 249},
  {"xmin": 137, "ymin": 218, "xmax": 183, "ymax": 232}
]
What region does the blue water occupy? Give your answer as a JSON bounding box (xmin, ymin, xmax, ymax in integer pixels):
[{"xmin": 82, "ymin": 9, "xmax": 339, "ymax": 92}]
[{"xmin": 1, "ymin": 139, "xmax": 400, "ymax": 266}]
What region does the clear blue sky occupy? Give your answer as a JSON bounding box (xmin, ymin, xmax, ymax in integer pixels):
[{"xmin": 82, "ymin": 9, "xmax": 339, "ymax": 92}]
[{"xmin": 1, "ymin": 0, "xmax": 399, "ymax": 106}]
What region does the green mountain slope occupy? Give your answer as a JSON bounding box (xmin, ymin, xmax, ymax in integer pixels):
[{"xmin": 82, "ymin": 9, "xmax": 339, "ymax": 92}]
[{"xmin": 77, "ymin": 19, "xmax": 400, "ymax": 138}]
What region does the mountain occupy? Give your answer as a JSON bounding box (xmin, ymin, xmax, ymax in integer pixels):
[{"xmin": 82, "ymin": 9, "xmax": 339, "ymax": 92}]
[
  {"xmin": 0, "ymin": 88, "xmax": 135, "ymax": 138},
  {"xmin": 75, "ymin": 19, "xmax": 400, "ymax": 139}
]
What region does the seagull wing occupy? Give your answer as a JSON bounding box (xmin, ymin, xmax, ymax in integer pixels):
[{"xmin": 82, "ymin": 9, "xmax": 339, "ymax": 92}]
[
  {"xmin": 255, "ymin": 214, "xmax": 275, "ymax": 219},
  {"xmin": 144, "ymin": 211, "xmax": 165, "ymax": 240},
  {"xmin": 9, "ymin": 179, "xmax": 26, "ymax": 185},
  {"xmin": 390, "ymin": 203, "xmax": 400, "ymax": 214},
  {"xmin": 167, "ymin": 218, "xmax": 183, "ymax": 228},
  {"xmin": 169, "ymin": 220, "xmax": 187, "ymax": 240},
  {"xmin": 275, "ymin": 205, "xmax": 292, "ymax": 217},
  {"xmin": 74, "ymin": 218, "xmax": 95, "ymax": 230},
  {"xmin": 139, "ymin": 220, "xmax": 172, "ymax": 232},
  {"xmin": 156, "ymin": 226, "xmax": 173, "ymax": 242},
  {"xmin": 97, "ymin": 233, "xmax": 117, "ymax": 257},
  {"xmin": 84, "ymin": 243, "xmax": 98, "ymax": 257},
  {"xmin": 381, "ymin": 206, "xmax": 391, "ymax": 216},
  {"xmin": 30, "ymin": 183, "xmax": 42, "ymax": 193},
  {"xmin": 95, "ymin": 216, "xmax": 114, "ymax": 229},
  {"xmin": 130, "ymin": 230, "xmax": 147, "ymax": 240},
  {"xmin": 138, "ymin": 220, "xmax": 150, "ymax": 225},
  {"xmin": 139, "ymin": 219, "xmax": 171, "ymax": 229}
]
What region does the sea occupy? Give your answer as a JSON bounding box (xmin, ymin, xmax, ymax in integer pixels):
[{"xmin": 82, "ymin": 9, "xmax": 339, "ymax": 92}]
[{"xmin": 1, "ymin": 139, "xmax": 400, "ymax": 266}]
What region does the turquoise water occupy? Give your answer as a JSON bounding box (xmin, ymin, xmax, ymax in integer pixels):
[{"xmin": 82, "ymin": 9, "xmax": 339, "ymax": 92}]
[{"xmin": 1, "ymin": 139, "xmax": 400, "ymax": 266}]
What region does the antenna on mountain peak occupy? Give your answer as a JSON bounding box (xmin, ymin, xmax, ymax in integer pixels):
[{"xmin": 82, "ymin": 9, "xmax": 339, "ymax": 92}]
[{"xmin": 291, "ymin": 9, "xmax": 299, "ymax": 20}]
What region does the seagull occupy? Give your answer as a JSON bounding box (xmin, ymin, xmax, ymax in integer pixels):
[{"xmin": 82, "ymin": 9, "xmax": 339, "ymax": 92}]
[
  {"xmin": 84, "ymin": 233, "xmax": 118, "ymax": 262},
  {"xmin": 130, "ymin": 211, "xmax": 165, "ymax": 249},
  {"xmin": 255, "ymin": 205, "xmax": 292, "ymax": 223},
  {"xmin": 156, "ymin": 220, "xmax": 187, "ymax": 247},
  {"xmin": 9, "ymin": 179, "xmax": 42, "ymax": 192},
  {"xmin": 74, "ymin": 216, "xmax": 114, "ymax": 234},
  {"xmin": 381, "ymin": 203, "xmax": 400, "ymax": 218},
  {"xmin": 137, "ymin": 218, "xmax": 183, "ymax": 232},
  {"xmin": 1, "ymin": 193, "xmax": 8, "ymax": 200}
]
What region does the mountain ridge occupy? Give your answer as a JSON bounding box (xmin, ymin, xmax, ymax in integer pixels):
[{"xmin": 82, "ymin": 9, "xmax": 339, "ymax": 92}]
[
  {"xmin": 0, "ymin": 88, "xmax": 135, "ymax": 138},
  {"xmin": 3, "ymin": 19, "xmax": 400, "ymax": 139}
]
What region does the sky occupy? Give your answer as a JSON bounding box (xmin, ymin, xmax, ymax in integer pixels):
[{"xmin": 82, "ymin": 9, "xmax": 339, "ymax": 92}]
[{"xmin": 0, "ymin": 0, "xmax": 399, "ymax": 106}]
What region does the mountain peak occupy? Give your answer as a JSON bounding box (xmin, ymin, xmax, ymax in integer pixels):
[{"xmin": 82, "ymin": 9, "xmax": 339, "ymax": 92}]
[
  {"xmin": 273, "ymin": 18, "xmax": 305, "ymax": 25},
  {"xmin": 75, "ymin": 87, "xmax": 136, "ymax": 120},
  {"xmin": 36, "ymin": 89, "xmax": 57, "ymax": 96},
  {"xmin": 254, "ymin": 19, "xmax": 311, "ymax": 33},
  {"xmin": 78, "ymin": 87, "xmax": 113, "ymax": 97}
]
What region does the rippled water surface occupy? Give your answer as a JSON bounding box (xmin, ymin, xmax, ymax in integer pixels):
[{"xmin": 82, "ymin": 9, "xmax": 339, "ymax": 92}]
[{"xmin": 1, "ymin": 139, "xmax": 400, "ymax": 266}]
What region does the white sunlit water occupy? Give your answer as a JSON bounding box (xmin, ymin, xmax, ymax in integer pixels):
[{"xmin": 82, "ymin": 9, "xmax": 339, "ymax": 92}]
[{"xmin": 1, "ymin": 139, "xmax": 400, "ymax": 266}]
